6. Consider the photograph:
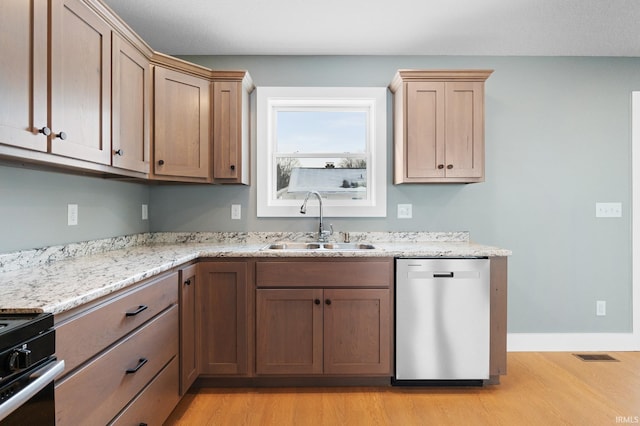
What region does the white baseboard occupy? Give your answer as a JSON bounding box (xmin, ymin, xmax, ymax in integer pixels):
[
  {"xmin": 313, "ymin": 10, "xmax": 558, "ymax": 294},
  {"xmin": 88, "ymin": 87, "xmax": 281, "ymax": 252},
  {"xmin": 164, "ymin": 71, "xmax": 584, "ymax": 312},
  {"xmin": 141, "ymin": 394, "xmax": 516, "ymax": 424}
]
[{"xmin": 507, "ymin": 332, "xmax": 640, "ymax": 352}]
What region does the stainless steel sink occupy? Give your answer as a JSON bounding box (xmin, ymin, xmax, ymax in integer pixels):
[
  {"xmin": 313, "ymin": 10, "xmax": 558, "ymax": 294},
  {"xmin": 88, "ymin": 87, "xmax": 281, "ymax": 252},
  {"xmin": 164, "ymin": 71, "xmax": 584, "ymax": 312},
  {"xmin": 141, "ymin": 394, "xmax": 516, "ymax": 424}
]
[
  {"xmin": 262, "ymin": 242, "xmax": 375, "ymax": 251},
  {"xmin": 321, "ymin": 243, "xmax": 376, "ymax": 250}
]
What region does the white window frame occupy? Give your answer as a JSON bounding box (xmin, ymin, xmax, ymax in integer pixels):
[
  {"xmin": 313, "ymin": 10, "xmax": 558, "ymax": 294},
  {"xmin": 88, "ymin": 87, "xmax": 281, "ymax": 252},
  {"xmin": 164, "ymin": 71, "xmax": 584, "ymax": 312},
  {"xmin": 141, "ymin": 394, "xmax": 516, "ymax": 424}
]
[{"xmin": 257, "ymin": 87, "xmax": 387, "ymax": 217}]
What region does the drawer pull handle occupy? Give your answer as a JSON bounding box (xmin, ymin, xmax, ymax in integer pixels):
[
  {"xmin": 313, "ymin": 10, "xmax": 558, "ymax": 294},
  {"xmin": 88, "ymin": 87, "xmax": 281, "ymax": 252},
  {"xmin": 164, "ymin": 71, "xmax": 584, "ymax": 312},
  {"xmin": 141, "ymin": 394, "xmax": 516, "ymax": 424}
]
[
  {"xmin": 126, "ymin": 357, "xmax": 148, "ymax": 374},
  {"xmin": 434, "ymin": 272, "xmax": 455, "ymax": 278},
  {"xmin": 125, "ymin": 305, "xmax": 148, "ymax": 317}
]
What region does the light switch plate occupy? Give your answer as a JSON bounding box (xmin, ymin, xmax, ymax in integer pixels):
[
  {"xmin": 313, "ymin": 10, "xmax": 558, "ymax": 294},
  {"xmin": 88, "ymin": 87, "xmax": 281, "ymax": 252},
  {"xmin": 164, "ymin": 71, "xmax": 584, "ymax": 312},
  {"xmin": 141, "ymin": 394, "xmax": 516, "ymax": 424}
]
[
  {"xmin": 68, "ymin": 204, "xmax": 78, "ymax": 226},
  {"xmin": 231, "ymin": 204, "xmax": 241, "ymax": 220},
  {"xmin": 595, "ymin": 202, "xmax": 622, "ymax": 218},
  {"xmin": 397, "ymin": 204, "xmax": 412, "ymax": 219},
  {"xmin": 142, "ymin": 204, "xmax": 148, "ymax": 220}
]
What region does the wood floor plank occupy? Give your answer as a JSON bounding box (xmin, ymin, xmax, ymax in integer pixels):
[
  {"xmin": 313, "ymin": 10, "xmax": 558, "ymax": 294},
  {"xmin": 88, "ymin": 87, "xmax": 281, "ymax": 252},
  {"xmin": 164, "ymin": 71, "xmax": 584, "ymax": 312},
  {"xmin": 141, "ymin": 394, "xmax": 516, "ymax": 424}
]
[{"xmin": 164, "ymin": 352, "xmax": 640, "ymax": 425}]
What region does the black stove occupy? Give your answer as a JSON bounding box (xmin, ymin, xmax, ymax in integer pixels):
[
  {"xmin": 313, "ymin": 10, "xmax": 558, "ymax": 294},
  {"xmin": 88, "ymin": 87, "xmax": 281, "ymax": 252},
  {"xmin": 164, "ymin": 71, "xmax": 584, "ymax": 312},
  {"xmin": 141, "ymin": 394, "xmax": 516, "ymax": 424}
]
[
  {"xmin": 0, "ymin": 313, "xmax": 54, "ymax": 381},
  {"xmin": 0, "ymin": 312, "xmax": 62, "ymax": 425}
]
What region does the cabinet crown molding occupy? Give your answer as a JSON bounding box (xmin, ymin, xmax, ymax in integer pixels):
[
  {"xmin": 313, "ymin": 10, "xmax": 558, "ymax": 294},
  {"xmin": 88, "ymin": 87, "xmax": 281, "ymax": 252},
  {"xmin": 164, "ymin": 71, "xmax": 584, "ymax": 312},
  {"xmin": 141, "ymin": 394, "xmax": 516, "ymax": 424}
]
[{"xmin": 389, "ymin": 69, "xmax": 493, "ymax": 92}]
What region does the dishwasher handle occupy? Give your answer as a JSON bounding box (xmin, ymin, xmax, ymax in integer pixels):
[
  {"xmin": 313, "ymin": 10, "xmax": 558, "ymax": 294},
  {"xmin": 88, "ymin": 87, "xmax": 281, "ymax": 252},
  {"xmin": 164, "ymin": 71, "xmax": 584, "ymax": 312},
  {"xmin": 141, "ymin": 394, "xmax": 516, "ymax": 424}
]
[{"xmin": 433, "ymin": 272, "xmax": 454, "ymax": 278}]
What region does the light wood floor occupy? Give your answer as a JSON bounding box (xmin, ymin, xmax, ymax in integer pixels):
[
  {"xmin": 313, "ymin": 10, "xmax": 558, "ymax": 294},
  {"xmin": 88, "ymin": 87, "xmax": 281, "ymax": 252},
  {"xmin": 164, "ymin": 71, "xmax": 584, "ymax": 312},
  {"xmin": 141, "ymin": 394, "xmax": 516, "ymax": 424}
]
[{"xmin": 165, "ymin": 352, "xmax": 640, "ymax": 425}]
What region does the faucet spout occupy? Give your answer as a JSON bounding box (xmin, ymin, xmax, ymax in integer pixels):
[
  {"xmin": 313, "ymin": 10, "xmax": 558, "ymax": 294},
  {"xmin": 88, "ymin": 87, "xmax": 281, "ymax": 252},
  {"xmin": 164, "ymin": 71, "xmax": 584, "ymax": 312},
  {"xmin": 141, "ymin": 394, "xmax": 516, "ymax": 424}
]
[{"xmin": 300, "ymin": 191, "xmax": 332, "ymax": 242}]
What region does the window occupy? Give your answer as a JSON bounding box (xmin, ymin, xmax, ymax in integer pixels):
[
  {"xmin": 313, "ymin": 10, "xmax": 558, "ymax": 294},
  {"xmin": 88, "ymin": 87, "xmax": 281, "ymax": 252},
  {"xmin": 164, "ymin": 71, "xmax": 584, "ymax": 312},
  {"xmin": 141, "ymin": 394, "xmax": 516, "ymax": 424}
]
[{"xmin": 257, "ymin": 87, "xmax": 387, "ymax": 217}]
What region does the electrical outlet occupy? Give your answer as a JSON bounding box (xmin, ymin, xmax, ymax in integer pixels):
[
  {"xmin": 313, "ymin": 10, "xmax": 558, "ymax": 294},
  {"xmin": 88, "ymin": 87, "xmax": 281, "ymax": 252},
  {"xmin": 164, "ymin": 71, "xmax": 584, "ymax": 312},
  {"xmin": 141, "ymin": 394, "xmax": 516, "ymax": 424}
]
[
  {"xmin": 68, "ymin": 204, "xmax": 78, "ymax": 226},
  {"xmin": 142, "ymin": 204, "xmax": 148, "ymax": 220},
  {"xmin": 397, "ymin": 204, "xmax": 412, "ymax": 219},
  {"xmin": 596, "ymin": 300, "xmax": 606, "ymax": 316},
  {"xmin": 595, "ymin": 202, "xmax": 622, "ymax": 218},
  {"xmin": 231, "ymin": 204, "xmax": 241, "ymax": 220}
]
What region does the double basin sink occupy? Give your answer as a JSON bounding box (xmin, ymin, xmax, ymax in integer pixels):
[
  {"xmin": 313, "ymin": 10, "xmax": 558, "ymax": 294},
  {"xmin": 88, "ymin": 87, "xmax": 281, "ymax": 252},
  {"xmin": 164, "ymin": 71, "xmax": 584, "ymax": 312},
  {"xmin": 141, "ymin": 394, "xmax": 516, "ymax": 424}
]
[{"xmin": 263, "ymin": 242, "xmax": 376, "ymax": 251}]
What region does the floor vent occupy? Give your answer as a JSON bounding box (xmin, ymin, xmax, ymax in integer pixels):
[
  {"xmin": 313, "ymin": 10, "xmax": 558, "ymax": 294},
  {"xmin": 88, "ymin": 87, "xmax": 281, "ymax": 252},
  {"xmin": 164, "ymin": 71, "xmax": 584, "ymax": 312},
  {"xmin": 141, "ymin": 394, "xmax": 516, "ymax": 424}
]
[{"xmin": 573, "ymin": 353, "xmax": 619, "ymax": 362}]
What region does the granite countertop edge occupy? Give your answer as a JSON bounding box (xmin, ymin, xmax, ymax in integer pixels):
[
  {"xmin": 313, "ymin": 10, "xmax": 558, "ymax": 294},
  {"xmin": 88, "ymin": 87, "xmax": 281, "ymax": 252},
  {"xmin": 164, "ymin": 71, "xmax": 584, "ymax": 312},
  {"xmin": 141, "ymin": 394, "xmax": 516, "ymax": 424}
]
[{"xmin": 0, "ymin": 237, "xmax": 511, "ymax": 315}]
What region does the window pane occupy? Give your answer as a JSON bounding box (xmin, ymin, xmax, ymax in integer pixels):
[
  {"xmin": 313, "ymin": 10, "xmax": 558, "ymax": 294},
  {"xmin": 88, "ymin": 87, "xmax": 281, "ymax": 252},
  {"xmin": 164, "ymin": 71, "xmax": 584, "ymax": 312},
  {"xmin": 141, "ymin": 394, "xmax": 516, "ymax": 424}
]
[
  {"xmin": 276, "ymin": 111, "xmax": 367, "ymax": 153},
  {"xmin": 276, "ymin": 157, "xmax": 367, "ymax": 200}
]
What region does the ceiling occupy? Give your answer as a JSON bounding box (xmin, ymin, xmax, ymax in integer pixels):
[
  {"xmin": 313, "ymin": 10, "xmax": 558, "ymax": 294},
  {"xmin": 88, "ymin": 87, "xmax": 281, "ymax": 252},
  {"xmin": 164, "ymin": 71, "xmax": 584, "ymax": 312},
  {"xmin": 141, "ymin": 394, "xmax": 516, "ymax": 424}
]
[{"xmin": 102, "ymin": 0, "xmax": 640, "ymax": 57}]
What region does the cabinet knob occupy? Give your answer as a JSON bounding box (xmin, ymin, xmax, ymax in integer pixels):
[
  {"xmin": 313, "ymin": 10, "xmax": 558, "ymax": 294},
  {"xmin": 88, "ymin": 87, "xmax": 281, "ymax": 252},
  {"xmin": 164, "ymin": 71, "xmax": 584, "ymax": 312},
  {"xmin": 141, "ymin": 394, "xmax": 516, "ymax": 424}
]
[
  {"xmin": 55, "ymin": 131, "xmax": 67, "ymax": 140},
  {"xmin": 158, "ymin": 159, "xmax": 165, "ymax": 166},
  {"xmin": 38, "ymin": 126, "xmax": 51, "ymax": 136},
  {"xmin": 325, "ymin": 299, "xmax": 331, "ymax": 306},
  {"xmin": 184, "ymin": 279, "xmax": 191, "ymax": 286},
  {"xmin": 314, "ymin": 299, "xmax": 320, "ymax": 305},
  {"xmin": 447, "ymin": 164, "xmax": 453, "ymax": 169},
  {"xmin": 114, "ymin": 149, "xmax": 124, "ymax": 156},
  {"xmin": 230, "ymin": 165, "xmax": 236, "ymax": 171},
  {"xmin": 437, "ymin": 164, "xmax": 444, "ymax": 170}
]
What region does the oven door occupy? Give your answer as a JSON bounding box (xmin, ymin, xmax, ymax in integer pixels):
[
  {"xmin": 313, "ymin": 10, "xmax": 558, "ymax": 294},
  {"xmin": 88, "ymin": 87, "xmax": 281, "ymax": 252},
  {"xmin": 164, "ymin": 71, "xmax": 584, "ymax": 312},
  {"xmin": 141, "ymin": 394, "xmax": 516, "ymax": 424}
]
[{"xmin": 0, "ymin": 359, "xmax": 64, "ymax": 425}]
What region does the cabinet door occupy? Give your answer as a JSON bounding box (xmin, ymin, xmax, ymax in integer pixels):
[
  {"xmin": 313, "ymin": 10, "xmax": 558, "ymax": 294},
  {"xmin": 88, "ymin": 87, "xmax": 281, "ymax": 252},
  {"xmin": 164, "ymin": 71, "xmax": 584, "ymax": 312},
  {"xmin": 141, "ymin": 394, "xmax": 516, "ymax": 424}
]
[
  {"xmin": 198, "ymin": 262, "xmax": 248, "ymax": 375},
  {"xmin": 213, "ymin": 81, "xmax": 242, "ymax": 181},
  {"xmin": 50, "ymin": 0, "xmax": 111, "ymax": 164},
  {"xmin": 179, "ymin": 264, "xmax": 198, "ymax": 394},
  {"xmin": 323, "ymin": 289, "xmax": 391, "ymax": 375},
  {"xmin": 256, "ymin": 289, "xmax": 323, "ymax": 375},
  {"xmin": 112, "ymin": 33, "xmax": 150, "ymax": 173},
  {"xmin": 153, "ymin": 66, "xmax": 211, "ymax": 182},
  {"xmin": 444, "ymin": 81, "xmax": 484, "ymax": 178},
  {"xmin": 405, "ymin": 81, "xmax": 445, "ymax": 179},
  {"xmin": 0, "ymin": 0, "xmax": 48, "ymax": 152}
]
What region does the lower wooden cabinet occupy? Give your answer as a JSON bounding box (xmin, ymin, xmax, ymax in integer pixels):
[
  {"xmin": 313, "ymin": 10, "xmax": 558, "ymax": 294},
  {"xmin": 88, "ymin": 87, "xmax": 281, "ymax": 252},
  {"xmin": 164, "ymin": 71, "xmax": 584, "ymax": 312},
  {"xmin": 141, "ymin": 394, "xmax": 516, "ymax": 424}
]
[
  {"xmin": 110, "ymin": 356, "xmax": 180, "ymax": 426},
  {"xmin": 255, "ymin": 258, "xmax": 394, "ymax": 377},
  {"xmin": 198, "ymin": 261, "xmax": 249, "ymax": 376},
  {"xmin": 179, "ymin": 264, "xmax": 198, "ymax": 394},
  {"xmin": 54, "ymin": 270, "xmax": 179, "ymax": 425},
  {"xmin": 55, "ymin": 305, "xmax": 178, "ymax": 425},
  {"xmin": 256, "ymin": 288, "xmax": 390, "ymax": 376},
  {"xmin": 256, "ymin": 288, "xmax": 323, "ymax": 375},
  {"xmin": 323, "ymin": 289, "xmax": 390, "ymax": 375}
]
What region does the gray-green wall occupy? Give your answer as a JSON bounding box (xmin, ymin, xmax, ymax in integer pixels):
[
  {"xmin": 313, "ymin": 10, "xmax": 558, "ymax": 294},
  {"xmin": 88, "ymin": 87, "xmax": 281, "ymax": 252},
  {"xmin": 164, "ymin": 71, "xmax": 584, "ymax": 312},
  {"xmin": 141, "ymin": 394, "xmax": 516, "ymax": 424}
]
[
  {"xmin": 2, "ymin": 55, "xmax": 636, "ymax": 335},
  {"xmin": 0, "ymin": 166, "xmax": 150, "ymax": 251}
]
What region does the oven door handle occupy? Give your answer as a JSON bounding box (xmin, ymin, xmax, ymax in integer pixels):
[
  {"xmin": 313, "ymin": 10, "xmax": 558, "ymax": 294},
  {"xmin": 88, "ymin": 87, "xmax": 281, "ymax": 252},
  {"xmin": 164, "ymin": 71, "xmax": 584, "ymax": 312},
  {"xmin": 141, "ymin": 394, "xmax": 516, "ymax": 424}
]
[{"xmin": 0, "ymin": 360, "xmax": 65, "ymax": 422}]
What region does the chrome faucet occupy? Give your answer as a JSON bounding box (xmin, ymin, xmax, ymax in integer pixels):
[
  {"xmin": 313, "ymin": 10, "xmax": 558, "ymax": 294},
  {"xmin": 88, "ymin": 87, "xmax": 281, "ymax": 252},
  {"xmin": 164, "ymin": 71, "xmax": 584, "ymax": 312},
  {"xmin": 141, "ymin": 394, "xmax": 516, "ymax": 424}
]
[{"xmin": 300, "ymin": 191, "xmax": 333, "ymax": 242}]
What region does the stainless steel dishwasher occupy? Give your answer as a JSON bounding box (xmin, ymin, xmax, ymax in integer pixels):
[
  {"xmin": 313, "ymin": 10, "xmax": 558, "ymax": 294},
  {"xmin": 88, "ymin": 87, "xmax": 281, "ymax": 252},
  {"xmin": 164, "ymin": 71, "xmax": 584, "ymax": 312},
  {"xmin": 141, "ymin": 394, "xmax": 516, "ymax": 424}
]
[{"xmin": 394, "ymin": 258, "xmax": 490, "ymax": 384}]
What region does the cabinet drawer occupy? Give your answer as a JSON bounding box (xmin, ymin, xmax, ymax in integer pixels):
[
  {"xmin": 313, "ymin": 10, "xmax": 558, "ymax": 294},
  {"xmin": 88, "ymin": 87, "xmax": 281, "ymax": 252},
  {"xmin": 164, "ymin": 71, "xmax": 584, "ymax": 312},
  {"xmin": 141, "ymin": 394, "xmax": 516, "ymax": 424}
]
[
  {"xmin": 56, "ymin": 271, "xmax": 178, "ymax": 373},
  {"xmin": 109, "ymin": 356, "xmax": 180, "ymax": 426},
  {"xmin": 55, "ymin": 305, "xmax": 178, "ymax": 426},
  {"xmin": 256, "ymin": 259, "xmax": 393, "ymax": 288}
]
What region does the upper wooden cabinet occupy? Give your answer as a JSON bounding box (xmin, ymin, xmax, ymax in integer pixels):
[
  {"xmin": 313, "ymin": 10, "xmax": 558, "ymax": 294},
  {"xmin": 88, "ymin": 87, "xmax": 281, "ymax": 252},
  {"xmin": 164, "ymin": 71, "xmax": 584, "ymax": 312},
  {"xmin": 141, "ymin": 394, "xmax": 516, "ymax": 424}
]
[
  {"xmin": 50, "ymin": 0, "xmax": 112, "ymax": 165},
  {"xmin": 152, "ymin": 65, "xmax": 211, "ymax": 182},
  {"xmin": 1, "ymin": 0, "xmax": 252, "ymax": 183},
  {"xmin": 0, "ymin": 0, "xmax": 113, "ymax": 165},
  {"xmin": 390, "ymin": 70, "xmax": 493, "ymax": 184},
  {"xmin": 111, "ymin": 32, "xmax": 151, "ymax": 174},
  {"xmin": 0, "ymin": 0, "xmax": 49, "ymax": 153},
  {"xmin": 212, "ymin": 72, "xmax": 254, "ymax": 185}
]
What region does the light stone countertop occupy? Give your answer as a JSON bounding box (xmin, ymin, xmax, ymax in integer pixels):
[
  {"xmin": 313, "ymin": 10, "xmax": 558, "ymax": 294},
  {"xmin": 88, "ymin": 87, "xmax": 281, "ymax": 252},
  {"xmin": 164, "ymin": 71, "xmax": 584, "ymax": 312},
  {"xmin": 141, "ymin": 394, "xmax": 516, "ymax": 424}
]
[{"xmin": 0, "ymin": 232, "xmax": 511, "ymax": 315}]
